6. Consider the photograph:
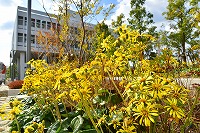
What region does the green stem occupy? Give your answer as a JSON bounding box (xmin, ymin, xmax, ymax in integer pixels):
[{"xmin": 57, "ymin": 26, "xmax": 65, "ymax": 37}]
[
  {"xmin": 152, "ymin": 117, "xmax": 157, "ymax": 133},
  {"xmin": 107, "ymin": 71, "xmax": 125, "ymax": 102},
  {"xmin": 15, "ymin": 115, "xmax": 21, "ymax": 133},
  {"xmin": 75, "ymin": 82, "xmax": 101, "ymax": 133},
  {"xmin": 61, "ymin": 99, "xmax": 68, "ymax": 116},
  {"xmin": 49, "ymin": 107, "xmax": 57, "ymax": 121},
  {"xmin": 88, "ymin": 100, "xmax": 104, "ymax": 133},
  {"xmin": 171, "ymin": 121, "xmax": 174, "ymax": 133},
  {"xmin": 82, "ymin": 99, "xmax": 101, "ymax": 133},
  {"xmin": 54, "ymin": 100, "xmax": 61, "ymax": 122},
  {"xmin": 181, "ymin": 88, "xmax": 200, "ymax": 132}
]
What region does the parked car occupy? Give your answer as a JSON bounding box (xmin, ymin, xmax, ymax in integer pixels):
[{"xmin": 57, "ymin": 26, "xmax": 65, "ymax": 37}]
[{"xmin": 0, "ymin": 62, "xmax": 6, "ymax": 85}]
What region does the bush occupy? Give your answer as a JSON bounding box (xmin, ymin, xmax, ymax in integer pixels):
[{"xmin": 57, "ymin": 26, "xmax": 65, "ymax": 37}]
[
  {"xmin": 6, "ymin": 25, "xmax": 200, "ymax": 133},
  {"xmin": 8, "ymin": 80, "xmax": 24, "ymax": 89}
]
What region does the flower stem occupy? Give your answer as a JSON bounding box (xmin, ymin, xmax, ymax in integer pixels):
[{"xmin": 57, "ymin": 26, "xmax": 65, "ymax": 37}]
[
  {"xmin": 107, "ymin": 71, "xmax": 125, "ymax": 102},
  {"xmin": 181, "ymin": 88, "xmax": 200, "ymax": 132},
  {"xmin": 15, "ymin": 115, "xmax": 21, "ymax": 133}
]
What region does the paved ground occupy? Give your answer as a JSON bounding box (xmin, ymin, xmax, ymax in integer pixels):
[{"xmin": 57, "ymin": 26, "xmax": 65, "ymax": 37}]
[
  {"xmin": 176, "ymin": 78, "xmax": 200, "ymax": 88},
  {"xmin": 0, "ymin": 84, "xmax": 18, "ymax": 133},
  {"xmin": 0, "ymin": 96, "xmax": 11, "ymax": 133}
]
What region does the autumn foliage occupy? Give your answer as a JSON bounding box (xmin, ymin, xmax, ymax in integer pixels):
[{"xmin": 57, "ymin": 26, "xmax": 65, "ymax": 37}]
[{"xmin": 8, "ymin": 80, "xmax": 24, "ymax": 89}]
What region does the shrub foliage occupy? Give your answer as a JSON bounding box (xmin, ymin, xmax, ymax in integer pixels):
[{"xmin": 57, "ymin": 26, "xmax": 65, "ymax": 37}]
[{"xmin": 1, "ymin": 25, "xmax": 200, "ymax": 133}]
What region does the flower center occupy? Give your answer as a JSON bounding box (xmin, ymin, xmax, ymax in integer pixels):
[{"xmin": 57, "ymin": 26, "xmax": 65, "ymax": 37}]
[
  {"xmin": 153, "ymin": 83, "xmax": 161, "ymax": 90},
  {"xmin": 141, "ymin": 109, "xmax": 149, "ymax": 117},
  {"xmin": 171, "ymin": 105, "xmax": 178, "ymax": 111},
  {"xmin": 140, "ymin": 78, "xmax": 146, "ymax": 82},
  {"xmin": 139, "ymin": 98, "xmax": 146, "ymax": 103}
]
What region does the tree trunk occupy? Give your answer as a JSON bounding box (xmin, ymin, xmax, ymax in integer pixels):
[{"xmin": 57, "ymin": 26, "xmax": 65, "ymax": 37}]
[{"xmin": 181, "ymin": 32, "xmax": 187, "ymax": 63}]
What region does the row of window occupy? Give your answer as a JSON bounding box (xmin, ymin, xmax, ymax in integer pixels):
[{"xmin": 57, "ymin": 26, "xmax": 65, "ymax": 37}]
[
  {"xmin": 17, "ymin": 32, "xmax": 81, "ymax": 50},
  {"xmin": 18, "ymin": 33, "xmax": 35, "ymax": 44},
  {"xmin": 18, "ymin": 16, "xmax": 59, "ymax": 30}
]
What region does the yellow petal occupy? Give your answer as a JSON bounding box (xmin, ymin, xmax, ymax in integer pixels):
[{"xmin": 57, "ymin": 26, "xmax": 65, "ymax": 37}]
[
  {"xmin": 139, "ymin": 117, "xmax": 143, "ymax": 125},
  {"xmin": 170, "ymin": 109, "xmax": 173, "ymax": 116},
  {"xmin": 149, "ymin": 116, "xmax": 155, "ymax": 123},
  {"xmin": 150, "ymin": 112, "xmax": 158, "ymax": 116}
]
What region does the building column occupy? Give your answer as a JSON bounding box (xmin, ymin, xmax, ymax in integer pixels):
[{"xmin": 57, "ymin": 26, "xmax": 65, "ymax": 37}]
[
  {"xmin": 19, "ymin": 52, "xmax": 26, "ymax": 80},
  {"xmin": 17, "ymin": 58, "xmax": 20, "ymax": 80}
]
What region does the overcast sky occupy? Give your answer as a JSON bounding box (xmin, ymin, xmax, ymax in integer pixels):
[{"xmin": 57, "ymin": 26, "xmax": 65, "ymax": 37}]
[{"xmin": 0, "ymin": 0, "xmax": 168, "ymax": 66}]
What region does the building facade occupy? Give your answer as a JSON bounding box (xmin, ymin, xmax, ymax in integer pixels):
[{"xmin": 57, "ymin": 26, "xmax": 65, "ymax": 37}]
[{"xmin": 11, "ymin": 6, "xmax": 91, "ymax": 80}]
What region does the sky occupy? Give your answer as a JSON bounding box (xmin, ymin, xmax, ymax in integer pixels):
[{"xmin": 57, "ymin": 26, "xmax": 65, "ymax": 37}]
[{"xmin": 0, "ymin": 0, "xmax": 169, "ymax": 66}]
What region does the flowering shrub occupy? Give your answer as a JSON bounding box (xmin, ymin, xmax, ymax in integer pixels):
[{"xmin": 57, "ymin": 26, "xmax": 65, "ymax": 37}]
[
  {"xmin": 8, "ymin": 80, "xmax": 24, "ymax": 89},
  {"xmin": 7, "ymin": 25, "xmax": 200, "ymax": 132}
]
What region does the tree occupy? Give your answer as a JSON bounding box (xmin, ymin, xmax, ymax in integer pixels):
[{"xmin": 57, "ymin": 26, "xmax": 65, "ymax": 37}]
[
  {"xmin": 94, "ymin": 21, "xmax": 111, "ymax": 51},
  {"xmin": 128, "ymin": 0, "xmax": 157, "ymax": 59},
  {"xmin": 111, "ymin": 13, "xmax": 125, "ymax": 28},
  {"xmin": 163, "ymin": 0, "xmax": 200, "ymax": 63},
  {"xmin": 37, "ymin": 0, "xmax": 114, "ymax": 66}
]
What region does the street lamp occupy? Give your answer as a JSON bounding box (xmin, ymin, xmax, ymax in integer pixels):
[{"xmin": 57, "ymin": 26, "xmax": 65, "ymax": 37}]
[{"xmin": 26, "ymin": 0, "xmax": 32, "ymax": 67}]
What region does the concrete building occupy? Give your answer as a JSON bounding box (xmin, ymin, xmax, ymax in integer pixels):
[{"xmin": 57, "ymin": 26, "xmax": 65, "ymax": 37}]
[{"xmin": 11, "ymin": 6, "xmax": 94, "ymax": 80}]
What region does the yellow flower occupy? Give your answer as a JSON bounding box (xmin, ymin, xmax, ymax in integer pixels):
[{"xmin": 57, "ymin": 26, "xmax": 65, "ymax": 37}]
[
  {"xmin": 0, "ymin": 103, "xmax": 6, "ymax": 114},
  {"xmin": 24, "ymin": 121, "xmax": 45, "ymax": 133},
  {"xmin": 9, "ymin": 106, "xmax": 22, "ymax": 120},
  {"xmin": 111, "ymin": 118, "xmax": 121, "ymax": 129},
  {"xmin": 168, "ymin": 84, "xmax": 188, "ymax": 104},
  {"xmin": 117, "ymin": 125, "xmax": 136, "ymax": 133},
  {"xmin": 131, "ymin": 94, "xmax": 153, "ymax": 106},
  {"xmin": 37, "ymin": 121, "xmax": 45, "ymax": 133},
  {"xmin": 119, "ymin": 79, "xmax": 126, "ymax": 87},
  {"xmin": 109, "ymin": 105, "xmax": 117, "ymax": 113},
  {"xmin": 69, "ymin": 89, "xmax": 81, "ymax": 102},
  {"xmin": 56, "ymin": 91, "xmax": 68, "ymax": 100},
  {"xmin": 97, "ymin": 115, "xmax": 107, "ymax": 126},
  {"xmin": 9, "ymin": 98, "xmax": 21, "ymax": 107},
  {"xmin": 12, "ymin": 131, "xmax": 20, "ymax": 133},
  {"xmin": 125, "ymin": 82, "xmax": 133, "ymax": 91},
  {"xmin": 133, "ymin": 103, "xmax": 158, "ymax": 126},
  {"xmin": 145, "ymin": 76, "xmax": 169, "ymax": 99},
  {"xmin": 24, "ymin": 125, "xmax": 35, "ymax": 133},
  {"xmin": 165, "ymin": 98, "xmax": 185, "ymax": 119},
  {"xmin": 80, "ymin": 87, "xmax": 92, "ymax": 99},
  {"xmin": 117, "ymin": 117, "xmax": 136, "ymax": 133}
]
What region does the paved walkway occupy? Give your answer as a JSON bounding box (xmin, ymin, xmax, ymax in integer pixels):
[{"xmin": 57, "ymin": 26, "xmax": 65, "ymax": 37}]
[
  {"xmin": 0, "ymin": 96, "xmax": 11, "ymax": 133},
  {"xmin": 0, "ymin": 84, "xmax": 27, "ymax": 133},
  {"xmin": 0, "ymin": 84, "xmax": 14, "ymax": 133}
]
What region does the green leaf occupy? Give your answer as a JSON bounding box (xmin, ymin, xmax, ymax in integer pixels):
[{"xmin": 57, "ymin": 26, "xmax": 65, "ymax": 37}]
[
  {"xmin": 59, "ymin": 117, "xmax": 71, "ymax": 133},
  {"xmin": 93, "ymin": 90, "xmax": 111, "ymax": 105},
  {"xmin": 111, "ymin": 94, "xmax": 122, "ymax": 104},
  {"xmin": 70, "ymin": 115, "xmax": 84, "ymax": 133},
  {"xmin": 78, "ymin": 129, "xmax": 97, "ymax": 133},
  {"xmin": 93, "ymin": 95, "xmax": 101, "ymax": 104},
  {"xmin": 46, "ymin": 120, "xmax": 60, "ymax": 133},
  {"xmin": 97, "ymin": 89, "xmax": 109, "ymax": 94}
]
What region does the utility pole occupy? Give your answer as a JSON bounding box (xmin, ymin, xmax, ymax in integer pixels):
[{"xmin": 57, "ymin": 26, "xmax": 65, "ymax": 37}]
[{"xmin": 26, "ymin": 0, "xmax": 32, "ymax": 66}]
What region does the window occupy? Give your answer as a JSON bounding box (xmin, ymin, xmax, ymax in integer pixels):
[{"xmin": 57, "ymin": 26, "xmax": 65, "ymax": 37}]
[
  {"xmin": 18, "ymin": 33, "xmax": 23, "ymax": 42},
  {"xmin": 31, "ymin": 18, "xmax": 35, "ymax": 27},
  {"xmin": 75, "ymin": 41, "xmax": 79, "ymax": 49},
  {"xmin": 57, "ymin": 24, "xmax": 61, "ymax": 32},
  {"xmin": 25, "ymin": 17, "xmax": 27, "ymax": 26},
  {"xmin": 42, "ymin": 21, "xmax": 46, "ymax": 29},
  {"xmin": 24, "ymin": 34, "xmax": 27, "ymax": 43},
  {"xmin": 31, "ymin": 35, "xmax": 35, "ymax": 44},
  {"xmin": 74, "ymin": 27, "xmax": 78, "ymax": 34},
  {"xmin": 52, "ymin": 23, "xmax": 56, "ymax": 30},
  {"xmin": 36, "ymin": 19, "xmax": 41, "ymax": 28},
  {"xmin": 47, "ymin": 22, "xmax": 51, "ymax": 30},
  {"xmin": 18, "ymin": 16, "xmax": 23, "ymax": 25}
]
